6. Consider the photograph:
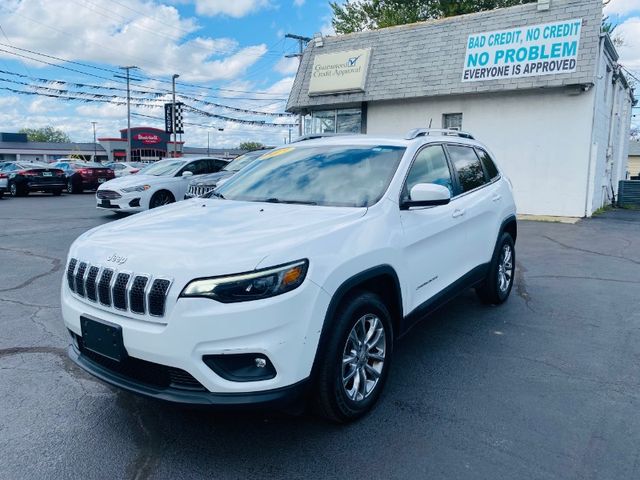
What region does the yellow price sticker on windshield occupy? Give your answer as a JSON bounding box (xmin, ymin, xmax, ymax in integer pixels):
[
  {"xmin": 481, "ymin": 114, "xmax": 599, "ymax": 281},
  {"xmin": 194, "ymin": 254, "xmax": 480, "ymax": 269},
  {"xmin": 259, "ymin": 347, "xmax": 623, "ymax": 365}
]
[{"xmin": 260, "ymin": 147, "xmax": 295, "ymax": 159}]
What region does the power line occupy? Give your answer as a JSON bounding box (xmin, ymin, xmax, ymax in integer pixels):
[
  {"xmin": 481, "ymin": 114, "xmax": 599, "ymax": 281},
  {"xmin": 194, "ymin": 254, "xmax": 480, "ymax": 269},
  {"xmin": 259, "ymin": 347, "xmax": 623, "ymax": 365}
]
[
  {"xmin": 0, "ymin": 42, "xmax": 290, "ymax": 100},
  {"xmin": 0, "ymin": 67, "xmax": 292, "ymax": 116},
  {"xmin": 0, "ymin": 85, "xmax": 297, "ymax": 128}
]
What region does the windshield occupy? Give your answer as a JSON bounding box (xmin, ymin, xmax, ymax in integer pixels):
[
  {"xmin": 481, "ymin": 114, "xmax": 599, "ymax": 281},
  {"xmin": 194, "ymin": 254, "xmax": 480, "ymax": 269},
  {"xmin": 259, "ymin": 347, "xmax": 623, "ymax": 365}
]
[
  {"xmin": 138, "ymin": 159, "xmax": 186, "ymax": 176},
  {"xmin": 223, "ymin": 150, "xmax": 269, "ymax": 172},
  {"xmin": 216, "ymin": 145, "xmax": 406, "ymax": 208}
]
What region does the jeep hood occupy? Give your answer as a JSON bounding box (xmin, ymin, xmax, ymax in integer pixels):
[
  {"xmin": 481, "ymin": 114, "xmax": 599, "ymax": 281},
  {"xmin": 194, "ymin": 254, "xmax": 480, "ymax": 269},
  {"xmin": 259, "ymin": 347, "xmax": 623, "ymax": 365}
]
[
  {"xmin": 188, "ymin": 170, "xmax": 234, "ymax": 187},
  {"xmin": 71, "ymin": 199, "xmax": 367, "ymax": 278}
]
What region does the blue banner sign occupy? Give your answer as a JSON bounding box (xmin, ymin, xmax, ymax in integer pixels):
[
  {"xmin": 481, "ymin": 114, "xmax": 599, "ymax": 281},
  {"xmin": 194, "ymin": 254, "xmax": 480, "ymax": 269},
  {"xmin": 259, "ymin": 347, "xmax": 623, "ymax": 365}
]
[{"xmin": 462, "ymin": 18, "xmax": 582, "ymax": 82}]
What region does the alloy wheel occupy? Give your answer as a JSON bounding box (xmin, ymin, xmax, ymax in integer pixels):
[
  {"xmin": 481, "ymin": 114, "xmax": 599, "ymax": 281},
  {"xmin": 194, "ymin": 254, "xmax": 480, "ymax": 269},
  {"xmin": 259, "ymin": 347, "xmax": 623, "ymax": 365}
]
[
  {"xmin": 152, "ymin": 192, "xmax": 173, "ymax": 208},
  {"xmin": 497, "ymin": 243, "xmax": 514, "ymax": 293},
  {"xmin": 341, "ymin": 313, "xmax": 386, "ymax": 402},
  {"xmin": 10, "ymin": 182, "xmax": 17, "ymax": 196}
]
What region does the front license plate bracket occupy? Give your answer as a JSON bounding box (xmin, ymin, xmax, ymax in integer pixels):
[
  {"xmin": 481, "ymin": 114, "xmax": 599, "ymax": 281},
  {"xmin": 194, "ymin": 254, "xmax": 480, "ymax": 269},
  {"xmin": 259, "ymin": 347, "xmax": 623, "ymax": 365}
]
[{"xmin": 80, "ymin": 316, "xmax": 126, "ymax": 362}]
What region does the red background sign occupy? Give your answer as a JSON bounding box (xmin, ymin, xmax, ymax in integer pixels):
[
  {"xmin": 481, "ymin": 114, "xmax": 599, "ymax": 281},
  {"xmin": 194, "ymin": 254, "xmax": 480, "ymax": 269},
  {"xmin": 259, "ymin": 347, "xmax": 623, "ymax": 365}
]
[{"xmin": 134, "ymin": 133, "xmax": 161, "ymax": 144}]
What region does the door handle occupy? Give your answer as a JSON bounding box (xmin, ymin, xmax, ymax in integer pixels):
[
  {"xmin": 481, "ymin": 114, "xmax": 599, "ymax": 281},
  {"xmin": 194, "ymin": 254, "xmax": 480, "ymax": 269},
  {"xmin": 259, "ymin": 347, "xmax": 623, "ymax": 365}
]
[
  {"xmin": 492, "ymin": 194, "xmax": 502, "ymax": 202},
  {"xmin": 452, "ymin": 209, "xmax": 466, "ymax": 218}
]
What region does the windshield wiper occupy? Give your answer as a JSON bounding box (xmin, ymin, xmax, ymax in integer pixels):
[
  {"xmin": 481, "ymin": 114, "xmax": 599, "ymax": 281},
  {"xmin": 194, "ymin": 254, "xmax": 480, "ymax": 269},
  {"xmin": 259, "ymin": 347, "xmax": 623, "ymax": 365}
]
[{"xmin": 263, "ymin": 198, "xmax": 317, "ymax": 205}]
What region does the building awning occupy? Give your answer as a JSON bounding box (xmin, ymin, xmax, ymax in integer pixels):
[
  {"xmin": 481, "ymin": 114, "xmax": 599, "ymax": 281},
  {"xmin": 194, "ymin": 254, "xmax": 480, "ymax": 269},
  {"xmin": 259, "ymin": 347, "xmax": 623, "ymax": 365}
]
[{"xmin": 114, "ymin": 151, "xmax": 126, "ymax": 157}]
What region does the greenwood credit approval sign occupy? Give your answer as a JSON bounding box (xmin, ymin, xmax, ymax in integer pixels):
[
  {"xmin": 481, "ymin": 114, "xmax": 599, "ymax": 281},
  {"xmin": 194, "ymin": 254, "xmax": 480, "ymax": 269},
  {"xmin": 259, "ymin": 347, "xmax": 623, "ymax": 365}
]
[{"xmin": 462, "ymin": 18, "xmax": 582, "ymax": 82}]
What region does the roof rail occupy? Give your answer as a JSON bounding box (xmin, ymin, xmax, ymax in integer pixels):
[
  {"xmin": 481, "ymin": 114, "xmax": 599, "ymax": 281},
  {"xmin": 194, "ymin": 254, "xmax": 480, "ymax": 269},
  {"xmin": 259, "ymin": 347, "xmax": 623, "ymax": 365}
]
[
  {"xmin": 405, "ymin": 128, "xmax": 475, "ymax": 140},
  {"xmin": 291, "ymin": 133, "xmax": 361, "ymax": 143}
]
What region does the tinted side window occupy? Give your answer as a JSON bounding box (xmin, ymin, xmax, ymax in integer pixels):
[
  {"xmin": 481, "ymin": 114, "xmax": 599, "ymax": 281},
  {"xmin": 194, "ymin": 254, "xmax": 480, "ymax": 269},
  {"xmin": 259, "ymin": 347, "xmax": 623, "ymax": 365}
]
[
  {"xmin": 447, "ymin": 145, "xmax": 487, "ymax": 193},
  {"xmin": 402, "ymin": 145, "xmax": 453, "ymax": 201},
  {"xmin": 213, "ymin": 160, "xmax": 228, "ymax": 171},
  {"xmin": 183, "ymin": 160, "xmax": 209, "ymax": 175},
  {"xmin": 476, "ymin": 148, "xmax": 499, "ymax": 180}
]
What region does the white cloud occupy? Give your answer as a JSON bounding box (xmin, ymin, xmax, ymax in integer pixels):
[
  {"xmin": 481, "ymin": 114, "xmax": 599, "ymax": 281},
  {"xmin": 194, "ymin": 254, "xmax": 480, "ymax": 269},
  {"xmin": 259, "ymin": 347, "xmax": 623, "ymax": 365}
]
[
  {"xmin": 293, "ymin": 0, "xmax": 305, "ymax": 6},
  {"xmin": 604, "ymin": 0, "xmax": 640, "ymax": 17},
  {"xmin": 0, "ymin": 0, "xmax": 267, "ymax": 82},
  {"xmin": 273, "ymin": 57, "xmax": 300, "ymax": 75},
  {"xmin": 616, "ymin": 16, "xmax": 640, "ymax": 70},
  {"xmin": 192, "ymin": 0, "xmax": 270, "ymax": 17}
]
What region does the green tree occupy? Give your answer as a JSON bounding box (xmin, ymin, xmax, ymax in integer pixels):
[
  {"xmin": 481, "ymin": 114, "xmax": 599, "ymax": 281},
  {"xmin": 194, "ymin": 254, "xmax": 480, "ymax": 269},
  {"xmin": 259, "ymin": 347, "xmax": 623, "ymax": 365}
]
[
  {"xmin": 330, "ymin": 0, "xmax": 537, "ymax": 34},
  {"xmin": 19, "ymin": 126, "xmax": 71, "ymax": 143},
  {"xmin": 239, "ymin": 141, "xmax": 265, "ymax": 151}
]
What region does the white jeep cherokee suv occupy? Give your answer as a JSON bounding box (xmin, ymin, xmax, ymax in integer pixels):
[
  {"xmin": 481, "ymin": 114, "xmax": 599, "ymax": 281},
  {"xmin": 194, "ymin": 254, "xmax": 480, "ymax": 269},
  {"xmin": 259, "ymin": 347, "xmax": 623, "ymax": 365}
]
[{"xmin": 61, "ymin": 130, "xmax": 517, "ymax": 422}]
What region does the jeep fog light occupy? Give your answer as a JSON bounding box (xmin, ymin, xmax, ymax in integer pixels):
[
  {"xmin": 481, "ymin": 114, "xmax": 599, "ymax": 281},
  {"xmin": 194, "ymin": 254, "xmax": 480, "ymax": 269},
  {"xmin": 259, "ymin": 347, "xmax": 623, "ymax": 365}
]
[
  {"xmin": 180, "ymin": 259, "xmax": 308, "ymax": 303},
  {"xmin": 203, "ymin": 354, "xmax": 276, "ymax": 382}
]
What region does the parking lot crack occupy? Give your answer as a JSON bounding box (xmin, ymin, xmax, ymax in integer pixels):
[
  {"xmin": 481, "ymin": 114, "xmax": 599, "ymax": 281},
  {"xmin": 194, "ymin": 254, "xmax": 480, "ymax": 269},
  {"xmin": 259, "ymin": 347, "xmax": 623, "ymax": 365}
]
[
  {"xmin": 527, "ymin": 275, "xmax": 640, "ymax": 285},
  {"xmin": 542, "ymin": 235, "xmax": 640, "ymax": 265},
  {"xmin": 0, "ymin": 246, "xmax": 63, "ymax": 293},
  {"xmin": 0, "ymin": 297, "xmax": 58, "ymax": 309},
  {"xmin": 515, "ymin": 261, "xmax": 534, "ymax": 312}
]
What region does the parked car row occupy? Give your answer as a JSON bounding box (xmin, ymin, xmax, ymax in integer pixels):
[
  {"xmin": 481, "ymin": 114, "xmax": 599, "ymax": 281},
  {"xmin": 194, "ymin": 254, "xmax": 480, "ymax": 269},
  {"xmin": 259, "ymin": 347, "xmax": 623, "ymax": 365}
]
[
  {"xmin": 0, "ymin": 162, "xmax": 66, "ymax": 197},
  {"xmin": 95, "ymin": 156, "xmax": 231, "ymax": 212}
]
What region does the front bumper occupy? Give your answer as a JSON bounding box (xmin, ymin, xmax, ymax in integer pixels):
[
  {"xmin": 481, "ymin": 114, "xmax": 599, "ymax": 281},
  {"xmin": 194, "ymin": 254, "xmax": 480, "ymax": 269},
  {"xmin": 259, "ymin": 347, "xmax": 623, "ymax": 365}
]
[
  {"xmin": 61, "ymin": 277, "xmax": 330, "ymax": 399},
  {"xmin": 68, "ymin": 344, "xmax": 310, "ymax": 407},
  {"xmin": 96, "ymin": 192, "xmax": 145, "ymax": 212}
]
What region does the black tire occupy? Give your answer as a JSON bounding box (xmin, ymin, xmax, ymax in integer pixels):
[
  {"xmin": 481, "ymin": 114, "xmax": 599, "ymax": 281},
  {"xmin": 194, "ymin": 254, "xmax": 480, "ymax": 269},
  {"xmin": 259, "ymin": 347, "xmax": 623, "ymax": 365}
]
[
  {"xmin": 67, "ymin": 177, "xmax": 82, "ymax": 194},
  {"xmin": 314, "ymin": 290, "xmax": 393, "ymax": 423},
  {"xmin": 476, "ymin": 232, "xmax": 515, "ymax": 305},
  {"xmin": 149, "ymin": 190, "xmax": 175, "ymax": 209},
  {"xmin": 52, "ymin": 189, "xmax": 62, "ymax": 196},
  {"xmin": 9, "ymin": 181, "xmax": 25, "ymax": 197}
]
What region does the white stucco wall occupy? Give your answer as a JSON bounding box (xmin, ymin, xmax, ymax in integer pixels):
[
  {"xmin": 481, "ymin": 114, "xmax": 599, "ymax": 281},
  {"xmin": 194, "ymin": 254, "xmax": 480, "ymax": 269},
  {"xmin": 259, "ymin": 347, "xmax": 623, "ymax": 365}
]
[{"xmin": 366, "ymin": 89, "xmax": 596, "ymax": 217}]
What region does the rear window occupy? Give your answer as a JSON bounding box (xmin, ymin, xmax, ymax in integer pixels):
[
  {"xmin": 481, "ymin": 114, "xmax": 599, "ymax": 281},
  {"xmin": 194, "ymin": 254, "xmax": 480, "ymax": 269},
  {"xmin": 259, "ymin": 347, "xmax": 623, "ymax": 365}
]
[
  {"xmin": 446, "ymin": 145, "xmax": 487, "ymax": 193},
  {"xmin": 476, "ymin": 148, "xmax": 499, "ymax": 180}
]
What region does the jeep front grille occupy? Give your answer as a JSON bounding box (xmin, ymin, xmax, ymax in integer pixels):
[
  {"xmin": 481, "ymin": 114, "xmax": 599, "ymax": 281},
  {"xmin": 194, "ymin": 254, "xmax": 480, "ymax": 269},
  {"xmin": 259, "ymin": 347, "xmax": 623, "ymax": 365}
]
[
  {"xmin": 186, "ymin": 185, "xmax": 215, "ymax": 198},
  {"xmin": 66, "ymin": 258, "xmax": 171, "ymax": 318}
]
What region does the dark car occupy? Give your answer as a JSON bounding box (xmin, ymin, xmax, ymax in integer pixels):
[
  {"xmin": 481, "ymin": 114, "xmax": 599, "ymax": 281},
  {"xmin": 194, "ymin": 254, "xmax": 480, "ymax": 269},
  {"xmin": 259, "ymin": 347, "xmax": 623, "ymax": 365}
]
[
  {"xmin": 1, "ymin": 162, "xmax": 66, "ymax": 197},
  {"xmin": 51, "ymin": 161, "xmax": 115, "ymax": 194},
  {"xmin": 184, "ymin": 149, "xmax": 272, "ymax": 199}
]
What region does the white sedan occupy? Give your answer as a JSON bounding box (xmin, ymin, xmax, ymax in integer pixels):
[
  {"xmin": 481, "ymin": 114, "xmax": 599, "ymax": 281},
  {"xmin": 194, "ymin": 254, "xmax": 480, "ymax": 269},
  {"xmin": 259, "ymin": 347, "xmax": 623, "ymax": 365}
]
[
  {"xmin": 106, "ymin": 162, "xmax": 146, "ymax": 177},
  {"xmin": 96, "ymin": 156, "xmax": 229, "ymax": 213}
]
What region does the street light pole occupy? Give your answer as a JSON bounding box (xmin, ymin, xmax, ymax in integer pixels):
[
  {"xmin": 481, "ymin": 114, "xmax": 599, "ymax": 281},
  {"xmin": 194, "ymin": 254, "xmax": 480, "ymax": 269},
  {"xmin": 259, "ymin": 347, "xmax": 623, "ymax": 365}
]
[
  {"xmin": 91, "ymin": 121, "xmax": 97, "ymax": 162},
  {"xmin": 285, "ymin": 33, "xmax": 311, "ymax": 137},
  {"xmin": 172, "ymin": 74, "xmax": 179, "ymax": 158},
  {"xmin": 116, "ymin": 66, "xmax": 138, "ymax": 162},
  {"xmin": 207, "ymin": 131, "xmax": 210, "ymax": 156}
]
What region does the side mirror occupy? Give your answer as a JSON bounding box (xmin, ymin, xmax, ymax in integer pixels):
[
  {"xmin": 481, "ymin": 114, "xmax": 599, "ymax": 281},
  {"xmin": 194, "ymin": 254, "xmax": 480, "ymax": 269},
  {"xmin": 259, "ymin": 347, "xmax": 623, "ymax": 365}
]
[
  {"xmin": 401, "ymin": 183, "xmax": 451, "ymax": 210},
  {"xmin": 182, "ymin": 170, "xmax": 194, "ymax": 177}
]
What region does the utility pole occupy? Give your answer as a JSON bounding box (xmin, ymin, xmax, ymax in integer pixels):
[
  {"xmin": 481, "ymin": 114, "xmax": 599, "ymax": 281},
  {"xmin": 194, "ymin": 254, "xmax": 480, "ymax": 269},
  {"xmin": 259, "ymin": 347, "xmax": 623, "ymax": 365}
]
[
  {"xmin": 207, "ymin": 131, "xmax": 210, "ymax": 156},
  {"xmin": 91, "ymin": 121, "xmax": 97, "ymax": 162},
  {"xmin": 285, "ymin": 33, "xmax": 311, "ymax": 136},
  {"xmin": 172, "ymin": 74, "xmax": 179, "ymax": 158},
  {"xmin": 116, "ymin": 66, "xmax": 138, "ymax": 162}
]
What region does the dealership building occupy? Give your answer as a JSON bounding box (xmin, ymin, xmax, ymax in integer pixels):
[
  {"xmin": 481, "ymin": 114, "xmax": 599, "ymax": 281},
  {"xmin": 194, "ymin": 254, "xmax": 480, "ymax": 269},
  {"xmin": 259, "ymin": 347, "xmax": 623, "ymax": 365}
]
[{"xmin": 287, "ymin": 0, "xmax": 635, "ymax": 217}]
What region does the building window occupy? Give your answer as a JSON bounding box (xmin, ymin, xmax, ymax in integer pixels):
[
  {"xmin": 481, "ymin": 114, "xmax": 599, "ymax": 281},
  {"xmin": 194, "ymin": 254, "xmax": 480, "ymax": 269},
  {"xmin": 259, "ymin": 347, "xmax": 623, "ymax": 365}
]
[
  {"xmin": 443, "ymin": 113, "xmax": 463, "ymax": 130},
  {"xmin": 304, "ymin": 108, "xmax": 363, "ymax": 135}
]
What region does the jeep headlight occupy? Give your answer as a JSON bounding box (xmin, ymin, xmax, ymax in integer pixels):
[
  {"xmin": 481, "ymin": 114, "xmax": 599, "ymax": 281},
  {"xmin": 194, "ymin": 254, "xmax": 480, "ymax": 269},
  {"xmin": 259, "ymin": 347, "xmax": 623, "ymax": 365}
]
[
  {"xmin": 121, "ymin": 184, "xmax": 150, "ymax": 193},
  {"xmin": 180, "ymin": 260, "xmax": 308, "ymax": 303}
]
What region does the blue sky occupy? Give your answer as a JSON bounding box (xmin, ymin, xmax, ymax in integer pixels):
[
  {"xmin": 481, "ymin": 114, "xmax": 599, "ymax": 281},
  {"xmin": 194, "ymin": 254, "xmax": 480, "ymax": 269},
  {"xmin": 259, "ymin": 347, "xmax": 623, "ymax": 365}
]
[
  {"xmin": 0, "ymin": 0, "xmax": 638, "ymax": 148},
  {"xmin": 0, "ymin": 0, "xmax": 336, "ymax": 147}
]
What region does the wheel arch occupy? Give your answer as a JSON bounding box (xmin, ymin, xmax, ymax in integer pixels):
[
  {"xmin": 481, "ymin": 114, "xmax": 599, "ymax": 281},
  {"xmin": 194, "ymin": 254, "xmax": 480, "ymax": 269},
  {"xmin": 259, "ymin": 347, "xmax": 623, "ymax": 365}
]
[
  {"xmin": 310, "ymin": 265, "xmax": 403, "ymax": 377},
  {"xmin": 500, "ymin": 214, "xmax": 517, "ymax": 243}
]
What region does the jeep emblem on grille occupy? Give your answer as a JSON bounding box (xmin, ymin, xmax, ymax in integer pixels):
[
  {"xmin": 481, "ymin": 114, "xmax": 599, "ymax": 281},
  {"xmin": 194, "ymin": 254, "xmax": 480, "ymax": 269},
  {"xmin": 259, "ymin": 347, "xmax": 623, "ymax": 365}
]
[{"xmin": 106, "ymin": 253, "xmax": 127, "ymax": 265}]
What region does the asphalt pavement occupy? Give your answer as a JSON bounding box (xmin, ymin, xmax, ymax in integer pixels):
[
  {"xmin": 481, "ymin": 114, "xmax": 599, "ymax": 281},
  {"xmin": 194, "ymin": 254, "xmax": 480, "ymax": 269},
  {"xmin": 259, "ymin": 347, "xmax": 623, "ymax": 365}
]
[{"xmin": 1, "ymin": 192, "xmax": 639, "ymax": 480}]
